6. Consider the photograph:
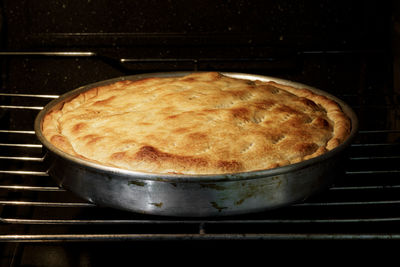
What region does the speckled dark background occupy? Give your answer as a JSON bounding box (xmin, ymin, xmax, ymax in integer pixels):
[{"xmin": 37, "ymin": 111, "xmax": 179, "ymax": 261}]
[{"xmin": 0, "ymin": 0, "xmax": 392, "ymax": 93}]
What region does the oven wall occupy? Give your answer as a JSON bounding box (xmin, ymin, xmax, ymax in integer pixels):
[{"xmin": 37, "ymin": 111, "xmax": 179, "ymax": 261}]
[{"xmin": 0, "ymin": 0, "xmax": 393, "ymax": 93}]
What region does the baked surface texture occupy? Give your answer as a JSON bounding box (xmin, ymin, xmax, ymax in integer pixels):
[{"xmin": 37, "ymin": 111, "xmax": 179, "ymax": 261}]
[{"xmin": 42, "ymin": 72, "xmax": 351, "ymax": 174}]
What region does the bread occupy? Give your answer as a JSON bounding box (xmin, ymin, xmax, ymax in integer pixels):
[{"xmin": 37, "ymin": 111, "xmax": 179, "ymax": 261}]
[{"xmin": 42, "ymin": 72, "xmax": 351, "ymax": 174}]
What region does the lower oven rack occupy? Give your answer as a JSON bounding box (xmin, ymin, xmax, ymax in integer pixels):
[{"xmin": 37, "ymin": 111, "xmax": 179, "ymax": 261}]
[{"xmin": 1, "ymin": 92, "xmax": 400, "ymax": 242}]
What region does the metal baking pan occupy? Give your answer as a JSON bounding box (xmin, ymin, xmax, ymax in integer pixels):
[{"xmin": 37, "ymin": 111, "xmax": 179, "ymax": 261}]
[{"xmin": 34, "ymin": 72, "xmax": 358, "ymax": 217}]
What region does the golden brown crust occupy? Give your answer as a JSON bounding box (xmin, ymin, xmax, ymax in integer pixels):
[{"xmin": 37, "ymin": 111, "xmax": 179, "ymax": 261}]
[{"xmin": 42, "ymin": 72, "xmax": 351, "ymax": 174}]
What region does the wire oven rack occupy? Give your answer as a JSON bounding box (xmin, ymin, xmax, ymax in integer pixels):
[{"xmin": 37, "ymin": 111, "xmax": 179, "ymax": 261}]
[{"xmin": 0, "ymin": 52, "xmax": 399, "ymax": 257}]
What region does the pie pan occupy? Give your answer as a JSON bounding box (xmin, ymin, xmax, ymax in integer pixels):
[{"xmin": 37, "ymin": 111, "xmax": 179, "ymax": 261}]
[{"xmin": 34, "ymin": 72, "xmax": 358, "ymax": 217}]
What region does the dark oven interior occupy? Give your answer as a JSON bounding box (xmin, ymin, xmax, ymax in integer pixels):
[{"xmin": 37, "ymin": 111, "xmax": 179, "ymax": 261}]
[{"xmin": 1, "ymin": 0, "xmax": 399, "ymax": 265}]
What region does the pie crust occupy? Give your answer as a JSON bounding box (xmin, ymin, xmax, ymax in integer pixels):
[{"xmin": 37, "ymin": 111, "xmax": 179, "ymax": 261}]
[{"xmin": 42, "ymin": 72, "xmax": 351, "ymax": 174}]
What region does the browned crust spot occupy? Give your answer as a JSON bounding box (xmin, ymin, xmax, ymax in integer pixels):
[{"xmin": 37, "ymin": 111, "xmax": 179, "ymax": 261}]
[
  {"xmin": 72, "ymin": 122, "xmax": 87, "ymax": 134},
  {"xmin": 133, "ymin": 145, "xmax": 210, "ymax": 171},
  {"xmin": 110, "ymin": 146, "xmax": 244, "ymax": 173}
]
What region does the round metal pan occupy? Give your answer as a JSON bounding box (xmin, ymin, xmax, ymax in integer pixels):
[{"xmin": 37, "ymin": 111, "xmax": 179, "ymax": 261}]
[{"xmin": 34, "ymin": 72, "xmax": 358, "ymax": 217}]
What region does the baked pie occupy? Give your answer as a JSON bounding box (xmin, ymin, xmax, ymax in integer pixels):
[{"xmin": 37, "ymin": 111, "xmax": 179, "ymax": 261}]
[{"xmin": 42, "ymin": 72, "xmax": 351, "ymax": 174}]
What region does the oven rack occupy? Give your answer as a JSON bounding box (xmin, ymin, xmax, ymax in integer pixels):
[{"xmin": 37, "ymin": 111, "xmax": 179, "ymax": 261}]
[{"xmin": 1, "ymin": 87, "xmax": 400, "ymax": 242}]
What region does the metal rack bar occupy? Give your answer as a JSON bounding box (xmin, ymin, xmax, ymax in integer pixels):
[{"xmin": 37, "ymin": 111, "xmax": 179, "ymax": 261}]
[
  {"xmin": 0, "ymin": 52, "xmax": 95, "ymax": 57},
  {"xmin": 0, "ymin": 156, "xmax": 44, "ymax": 162},
  {"xmin": 0, "ymin": 171, "xmax": 48, "ymax": 176},
  {"xmin": 0, "ymin": 130, "xmax": 35, "ymax": 134},
  {"xmin": 0, "ymin": 186, "xmax": 63, "ymax": 191},
  {"xmin": 0, "ymin": 201, "xmax": 94, "ymax": 208},
  {"xmin": 3, "ymin": 199, "xmax": 399, "ymax": 208},
  {"xmin": 1, "ymin": 233, "xmax": 400, "ymax": 242},
  {"xmin": 0, "ymin": 105, "xmax": 43, "ymax": 110},
  {"xmin": 3, "ymin": 216, "xmax": 400, "ymax": 225},
  {"xmin": 0, "ymin": 93, "xmax": 59, "ymax": 98},
  {"xmin": 0, "ymin": 143, "xmax": 42, "ymax": 148}
]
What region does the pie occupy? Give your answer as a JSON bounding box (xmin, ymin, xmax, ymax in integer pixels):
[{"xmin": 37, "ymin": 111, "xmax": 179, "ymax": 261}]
[{"xmin": 42, "ymin": 72, "xmax": 351, "ymax": 174}]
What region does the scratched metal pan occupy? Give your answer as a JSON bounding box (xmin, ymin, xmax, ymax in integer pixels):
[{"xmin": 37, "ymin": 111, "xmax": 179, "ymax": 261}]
[{"xmin": 34, "ymin": 72, "xmax": 358, "ymax": 217}]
